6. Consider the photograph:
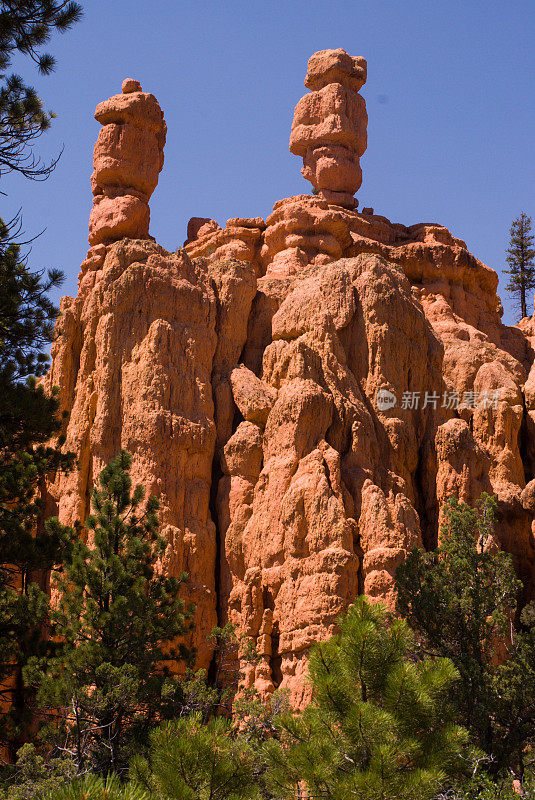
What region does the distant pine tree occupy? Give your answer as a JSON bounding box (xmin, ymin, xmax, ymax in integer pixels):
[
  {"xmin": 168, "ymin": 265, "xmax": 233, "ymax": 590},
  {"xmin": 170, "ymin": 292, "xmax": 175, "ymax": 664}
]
[{"xmin": 504, "ymin": 212, "xmax": 535, "ymax": 320}]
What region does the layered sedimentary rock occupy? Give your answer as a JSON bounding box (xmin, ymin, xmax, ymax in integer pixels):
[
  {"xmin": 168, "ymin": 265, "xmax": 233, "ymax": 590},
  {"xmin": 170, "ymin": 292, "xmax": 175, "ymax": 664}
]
[{"xmin": 45, "ymin": 54, "xmax": 535, "ymax": 707}]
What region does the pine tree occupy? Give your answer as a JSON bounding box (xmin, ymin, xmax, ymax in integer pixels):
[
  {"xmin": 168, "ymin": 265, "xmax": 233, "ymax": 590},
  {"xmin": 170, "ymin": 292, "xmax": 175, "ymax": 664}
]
[
  {"xmin": 264, "ymin": 597, "xmax": 468, "ymax": 800},
  {"xmin": 129, "ymin": 713, "xmax": 258, "ymax": 800},
  {"xmin": 504, "ymin": 212, "xmax": 535, "ymax": 320},
  {"xmin": 38, "ymin": 772, "xmax": 149, "ymax": 800},
  {"xmin": 0, "ymin": 0, "xmax": 82, "ymax": 762},
  {"xmin": 396, "ymin": 494, "xmax": 535, "ymax": 782},
  {"xmin": 0, "ymin": 216, "xmax": 74, "ymax": 757},
  {"xmin": 26, "ymin": 451, "xmax": 193, "ymax": 777},
  {"xmin": 0, "ymin": 1, "xmax": 83, "ymax": 180},
  {"xmin": 164, "ymin": 622, "xmax": 262, "ymax": 724},
  {"xmin": 0, "ymin": 742, "xmax": 75, "ymax": 799}
]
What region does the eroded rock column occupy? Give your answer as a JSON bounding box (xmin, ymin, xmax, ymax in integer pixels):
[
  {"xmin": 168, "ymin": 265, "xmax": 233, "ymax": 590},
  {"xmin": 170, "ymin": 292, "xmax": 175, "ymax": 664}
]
[
  {"xmin": 88, "ymin": 79, "xmax": 166, "ymax": 245},
  {"xmin": 290, "ymin": 48, "xmax": 368, "ymax": 209}
]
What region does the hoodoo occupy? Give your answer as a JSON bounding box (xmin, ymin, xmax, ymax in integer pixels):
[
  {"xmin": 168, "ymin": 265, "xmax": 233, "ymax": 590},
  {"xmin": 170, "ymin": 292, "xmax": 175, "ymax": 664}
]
[
  {"xmin": 43, "ymin": 50, "xmax": 535, "ymax": 708},
  {"xmin": 290, "ymin": 48, "xmax": 368, "ymax": 209},
  {"xmin": 88, "ymin": 79, "xmax": 166, "ymax": 246}
]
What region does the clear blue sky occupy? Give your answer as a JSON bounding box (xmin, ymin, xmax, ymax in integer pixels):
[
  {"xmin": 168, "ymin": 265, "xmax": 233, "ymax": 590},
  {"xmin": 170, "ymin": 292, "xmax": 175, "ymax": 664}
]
[{"xmin": 3, "ymin": 0, "xmax": 535, "ymax": 324}]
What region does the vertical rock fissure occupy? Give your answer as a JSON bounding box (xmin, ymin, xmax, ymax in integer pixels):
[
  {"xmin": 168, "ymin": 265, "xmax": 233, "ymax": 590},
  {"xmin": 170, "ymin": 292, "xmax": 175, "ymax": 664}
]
[
  {"xmin": 519, "ymin": 393, "xmax": 534, "ymax": 484},
  {"xmin": 356, "ymin": 532, "xmax": 365, "ymax": 596},
  {"xmin": 414, "ymin": 445, "xmax": 437, "ymax": 551},
  {"xmin": 270, "ymin": 623, "xmax": 283, "ymax": 689},
  {"xmin": 209, "ymin": 455, "xmax": 224, "ymax": 628},
  {"xmin": 206, "ymin": 450, "xmax": 223, "ymax": 688},
  {"xmin": 262, "ymin": 588, "xmax": 282, "ymax": 689}
]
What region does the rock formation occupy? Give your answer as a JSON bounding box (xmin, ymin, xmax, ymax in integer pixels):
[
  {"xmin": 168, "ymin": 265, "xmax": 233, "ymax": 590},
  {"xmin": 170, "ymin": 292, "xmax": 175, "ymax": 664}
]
[
  {"xmin": 289, "ymin": 48, "xmax": 368, "ymax": 209},
  {"xmin": 44, "ymin": 53, "xmax": 535, "ymax": 708},
  {"xmin": 88, "ymin": 79, "xmax": 166, "ymax": 246}
]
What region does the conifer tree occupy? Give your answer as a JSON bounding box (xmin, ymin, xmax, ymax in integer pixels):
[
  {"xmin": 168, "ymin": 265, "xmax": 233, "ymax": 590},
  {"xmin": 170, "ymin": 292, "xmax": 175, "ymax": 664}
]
[
  {"xmin": 396, "ymin": 494, "xmax": 535, "ymax": 782},
  {"xmin": 0, "ymin": 741, "xmax": 75, "ymax": 799},
  {"xmin": 130, "ymin": 713, "xmax": 258, "ymax": 800},
  {"xmin": 39, "ymin": 772, "xmax": 149, "ymax": 800},
  {"xmin": 0, "ymin": 0, "xmax": 82, "ymax": 763},
  {"xmin": 0, "ymin": 1, "xmax": 83, "ymax": 180},
  {"xmin": 265, "ymin": 597, "xmax": 468, "ymax": 800},
  {"xmin": 504, "ymin": 212, "xmax": 535, "ymax": 319},
  {"xmin": 26, "ymin": 451, "xmax": 193, "ymax": 777},
  {"xmin": 0, "ymin": 216, "xmax": 74, "ymax": 757}
]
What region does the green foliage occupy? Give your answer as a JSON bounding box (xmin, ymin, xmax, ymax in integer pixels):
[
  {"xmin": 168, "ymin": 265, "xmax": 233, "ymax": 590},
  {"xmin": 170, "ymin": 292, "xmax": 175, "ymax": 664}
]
[
  {"xmin": 130, "ymin": 713, "xmax": 257, "ymax": 800},
  {"xmin": 0, "ymin": 743, "xmax": 75, "ymax": 800},
  {"xmin": 396, "ymin": 494, "xmax": 535, "ymax": 780},
  {"xmin": 233, "ymin": 686, "xmax": 289, "ymax": 751},
  {"xmin": 0, "ymin": 216, "xmax": 64, "ymax": 382},
  {"xmin": 26, "ymin": 451, "xmax": 193, "ymax": 777},
  {"xmin": 265, "ymin": 597, "xmax": 468, "ymax": 800},
  {"xmin": 161, "ymin": 623, "xmax": 260, "ymax": 724},
  {"xmin": 504, "ymin": 212, "xmax": 535, "ymax": 319},
  {"xmin": 38, "ymin": 772, "xmax": 149, "ymax": 800},
  {"xmin": 0, "ymin": 216, "xmax": 74, "ymax": 755},
  {"xmin": 0, "ymin": 1, "xmax": 83, "ymax": 179},
  {"xmin": 442, "ymin": 772, "xmax": 534, "ymax": 799},
  {"xmin": 161, "ymin": 625, "xmax": 287, "ymax": 798}
]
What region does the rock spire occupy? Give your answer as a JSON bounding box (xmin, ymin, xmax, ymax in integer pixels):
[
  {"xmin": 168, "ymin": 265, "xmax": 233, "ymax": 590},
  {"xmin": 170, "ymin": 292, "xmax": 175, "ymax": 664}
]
[
  {"xmin": 88, "ymin": 79, "xmax": 166, "ymax": 245},
  {"xmin": 290, "ymin": 48, "xmax": 368, "ymax": 209}
]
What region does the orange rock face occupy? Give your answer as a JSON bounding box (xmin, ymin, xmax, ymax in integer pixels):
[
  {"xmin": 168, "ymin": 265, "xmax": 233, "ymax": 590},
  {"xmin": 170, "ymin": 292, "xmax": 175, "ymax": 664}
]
[{"xmin": 45, "ymin": 52, "xmax": 535, "ymax": 708}]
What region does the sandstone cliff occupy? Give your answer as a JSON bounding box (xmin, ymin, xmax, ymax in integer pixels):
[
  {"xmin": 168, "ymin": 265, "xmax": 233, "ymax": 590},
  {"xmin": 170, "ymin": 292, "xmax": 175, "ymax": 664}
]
[{"xmin": 43, "ymin": 55, "xmax": 535, "ymax": 707}]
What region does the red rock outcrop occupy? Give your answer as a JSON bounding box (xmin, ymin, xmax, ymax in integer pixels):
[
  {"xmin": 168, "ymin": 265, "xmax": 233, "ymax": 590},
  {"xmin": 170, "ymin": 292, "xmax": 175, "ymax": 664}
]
[
  {"xmin": 45, "ymin": 52, "xmax": 535, "ymax": 708},
  {"xmin": 88, "ymin": 79, "xmax": 166, "ymax": 247},
  {"xmin": 289, "ymin": 48, "xmax": 368, "ymax": 209}
]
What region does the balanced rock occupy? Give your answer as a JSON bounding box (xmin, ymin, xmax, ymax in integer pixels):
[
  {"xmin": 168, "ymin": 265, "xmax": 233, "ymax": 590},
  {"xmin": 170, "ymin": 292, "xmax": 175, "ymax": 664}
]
[
  {"xmin": 290, "ymin": 48, "xmax": 368, "ymax": 209},
  {"xmin": 88, "ymin": 81, "xmax": 166, "ymax": 245}
]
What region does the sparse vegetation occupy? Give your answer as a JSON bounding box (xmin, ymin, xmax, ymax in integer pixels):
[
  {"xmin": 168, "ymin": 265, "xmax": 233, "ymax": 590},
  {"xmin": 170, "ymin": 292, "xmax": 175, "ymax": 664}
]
[{"xmin": 504, "ymin": 212, "xmax": 535, "ymax": 319}]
